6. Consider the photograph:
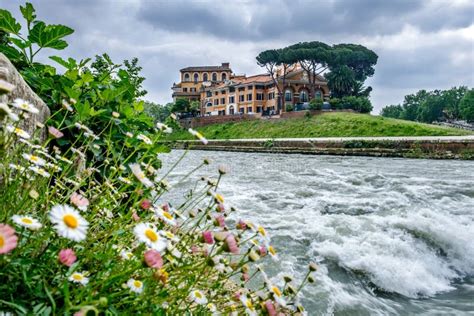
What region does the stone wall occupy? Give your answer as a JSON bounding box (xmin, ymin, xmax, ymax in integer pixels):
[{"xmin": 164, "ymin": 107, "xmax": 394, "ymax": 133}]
[{"xmin": 0, "ymin": 53, "xmax": 50, "ymax": 138}]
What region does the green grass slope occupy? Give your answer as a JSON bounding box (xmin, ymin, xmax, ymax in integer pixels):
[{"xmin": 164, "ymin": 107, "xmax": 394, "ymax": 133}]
[{"xmin": 167, "ymin": 112, "xmax": 473, "ymax": 140}]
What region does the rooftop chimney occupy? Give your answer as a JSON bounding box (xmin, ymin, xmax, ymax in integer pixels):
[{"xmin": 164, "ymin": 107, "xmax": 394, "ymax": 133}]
[{"xmin": 221, "ymin": 62, "xmax": 230, "ymax": 68}]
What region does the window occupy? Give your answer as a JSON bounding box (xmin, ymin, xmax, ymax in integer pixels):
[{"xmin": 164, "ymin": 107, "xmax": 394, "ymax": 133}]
[
  {"xmin": 218, "ymin": 110, "xmax": 225, "ymax": 116},
  {"xmin": 229, "ymin": 96, "xmax": 235, "ymax": 103},
  {"xmin": 183, "ymin": 88, "xmax": 188, "ymax": 92},
  {"xmin": 190, "ymin": 87, "xmax": 196, "ymax": 92},
  {"xmin": 222, "ymin": 73, "xmax": 227, "ymax": 81},
  {"xmin": 300, "ymin": 90, "xmax": 308, "ymax": 102},
  {"xmin": 255, "ymin": 85, "xmax": 264, "ymax": 90},
  {"xmin": 214, "ymin": 99, "xmax": 219, "ymax": 105},
  {"xmin": 315, "ymin": 90, "xmax": 322, "ymax": 99},
  {"xmin": 194, "ymin": 73, "xmax": 199, "ymax": 83},
  {"xmin": 221, "ymin": 98, "xmax": 226, "ymax": 104},
  {"xmin": 221, "ymin": 90, "xmax": 226, "ymax": 94},
  {"xmin": 239, "ymin": 95, "xmax": 245, "ymax": 102},
  {"xmin": 238, "ymin": 87, "xmax": 245, "ymax": 92},
  {"xmin": 229, "ymin": 105, "xmax": 235, "ymax": 115},
  {"xmin": 206, "ymin": 102, "xmax": 212, "ymax": 107},
  {"xmin": 184, "ymin": 73, "xmax": 190, "ymax": 82},
  {"xmin": 256, "ymin": 93, "xmax": 264, "ymax": 101},
  {"xmin": 229, "ymin": 87, "xmax": 235, "ymax": 92},
  {"xmin": 247, "ymin": 85, "xmax": 253, "ymax": 90},
  {"xmin": 215, "ymin": 91, "xmax": 218, "ymax": 96},
  {"xmin": 268, "ymin": 92, "xmax": 275, "ymax": 100},
  {"xmin": 239, "ymin": 107, "xmax": 244, "ymax": 114},
  {"xmin": 256, "ymin": 106, "xmax": 262, "ymax": 113},
  {"xmin": 212, "ymin": 73, "xmax": 217, "ymax": 81},
  {"xmin": 247, "ymin": 93, "xmax": 252, "ymax": 101},
  {"xmin": 285, "ymin": 89, "xmax": 292, "ymax": 102},
  {"xmin": 247, "ymin": 106, "xmax": 252, "ymax": 113},
  {"xmin": 203, "ymin": 73, "xmax": 208, "ymax": 81},
  {"xmin": 206, "ymin": 91, "xmax": 212, "ymax": 97}
]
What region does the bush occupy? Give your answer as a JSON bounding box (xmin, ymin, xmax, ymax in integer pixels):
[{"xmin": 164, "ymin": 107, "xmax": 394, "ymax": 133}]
[
  {"xmin": 285, "ymin": 104, "xmax": 294, "ymax": 112},
  {"xmin": 459, "ymin": 89, "xmax": 474, "ymax": 122},
  {"xmin": 309, "ymin": 98, "xmax": 323, "ymax": 110},
  {"xmin": 330, "ymin": 96, "xmax": 373, "ymax": 113}
]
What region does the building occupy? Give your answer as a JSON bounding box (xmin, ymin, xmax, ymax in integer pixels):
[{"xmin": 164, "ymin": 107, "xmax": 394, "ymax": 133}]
[{"xmin": 171, "ymin": 62, "xmax": 330, "ymax": 116}]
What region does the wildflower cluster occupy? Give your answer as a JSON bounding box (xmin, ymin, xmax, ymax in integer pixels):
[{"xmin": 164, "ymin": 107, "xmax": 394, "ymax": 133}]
[{"xmin": 0, "ymin": 87, "xmax": 314, "ymax": 314}]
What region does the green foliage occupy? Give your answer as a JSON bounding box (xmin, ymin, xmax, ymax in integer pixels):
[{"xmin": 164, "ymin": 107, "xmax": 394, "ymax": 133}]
[
  {"xmin": 285, "ymin": 103, "xmax": 294, "ymax": 112},
  {"xmin": 172, "ymin": 98, "xmax": 193, "ymax": 113},
  {"xmin": 145, "ymin": 102, "xmax": 173, "ymax": 123},
  {"xmin": 309, "ymin": 98, "xmax": 323, "ymax": 110},
  {"xmin": 164, "ymin": 112, "xmax": 471, "ymax": 141},
  {"xmin": 380, "ymin": 87, "xmax": 472, "ymax": 123},
  {"xmin": 459, "ymin": 89, "xmax": 474, "ymax": 122}
]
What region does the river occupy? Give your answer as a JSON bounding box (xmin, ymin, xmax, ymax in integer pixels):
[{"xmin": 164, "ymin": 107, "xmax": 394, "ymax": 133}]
[{"xmin": 160, "ymin": 150, "xmax": 474, "ymax": 315}]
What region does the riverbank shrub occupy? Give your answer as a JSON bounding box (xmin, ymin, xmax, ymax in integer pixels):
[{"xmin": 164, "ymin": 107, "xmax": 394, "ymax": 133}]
[{"xmin": 308, "ymin": 98, "xmax": 323, "ymax": 110}]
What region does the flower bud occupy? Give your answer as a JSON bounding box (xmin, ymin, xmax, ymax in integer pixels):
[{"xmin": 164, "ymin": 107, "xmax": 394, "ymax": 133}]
[
  {"xmin": 58, "ymin": 249, "xmax": 76, "ymax": 267},
  {"xmin": 309, "ymin": 262, "xmax": 318, "ymax": 272}
]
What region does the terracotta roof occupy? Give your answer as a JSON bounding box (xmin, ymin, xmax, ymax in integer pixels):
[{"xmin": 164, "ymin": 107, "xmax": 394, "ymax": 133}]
[{"xmin": 238, "ymin": 74, "xmax": 272, "ymax": 84}]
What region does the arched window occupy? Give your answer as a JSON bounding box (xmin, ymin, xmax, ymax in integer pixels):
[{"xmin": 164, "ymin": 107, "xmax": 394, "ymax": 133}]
[
  {"xmin": 285, "ymin": 89, "xmax": 292, "ymax": 102},
  {"xmin": 212, "ymin": 73, "xmax": 217, "ymax": 81},
  {"xmin": 315, "ymin": 90, "xmax": 322, "ymax": 99},
  {"xmin": 229, "ymin": 105, "xmax": 234, "ymax": 115},
  {"xmin": 203, "ymin": 73, "xmax": 208, "ymax": 81},
  {"xmin": 206, "ymin": 102, "xmax": 212, "ymax": 107},
  {"xmin": 222, "ymin": 73, "xmax": 227, "ymax": 81},
  {"xmin": 184, "ymin": 73, "xmax": 190, "ymax": 82},
  {"xmin": 194, "ymin": 73, "xmax": 199, "ymax": 83},
  {"xmin": 300, "ymin": 90, "xmax": 308, "ymax": 102}
]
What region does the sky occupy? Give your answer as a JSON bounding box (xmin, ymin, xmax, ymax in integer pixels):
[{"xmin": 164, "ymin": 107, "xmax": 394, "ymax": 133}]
[{"xmin": 2, "ymin": 0, "xmax": 474, "ymax": 113}]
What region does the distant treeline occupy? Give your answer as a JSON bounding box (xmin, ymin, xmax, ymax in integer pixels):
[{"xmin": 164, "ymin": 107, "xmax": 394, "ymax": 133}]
[{"xmin": 381, "ymin": 87, "xmax": 474, "ymax": 123}]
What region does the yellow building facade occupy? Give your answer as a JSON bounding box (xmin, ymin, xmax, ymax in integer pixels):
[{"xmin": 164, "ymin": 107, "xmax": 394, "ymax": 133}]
[{"xmin": 171, "ymin": 63, "xmax": 330, "ymax": 115}]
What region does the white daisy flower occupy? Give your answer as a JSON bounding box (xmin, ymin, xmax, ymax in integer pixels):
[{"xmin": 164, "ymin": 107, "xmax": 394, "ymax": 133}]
[
  {"xmin": 6, "ymin": 125, "xmax": 30, "ymax": 139},
  {"xmin": 163, "ymin": 127, "xmax": 173, "ymax": 134},
  {"xmin": 137, "ymin": 134, "xmax": 152, "ymax": 145},
  {"xmin": 267, "ymin": 245, "xmax": 279, "ymax": 261},
  {"xmin": 240, "ymin": 295, "xmax": 257, "ymax": 316},
  {"xmin": 0, "ymin": 103, "xmax": 19, "ymax": 121},
  {"xmin": 153, "ymin": 207, "xmax": 177, "ymax": 226},
  {"xmin": 160, "ymin": 230, "xmax": 180, "ymax": 242},
  {"xmin": 133, "ymin": 223, "xmax": 168, "ymax": 251},
  {"xmin": 125, "ymin": 132, "xmax": 133, "ymax": 138},
  {"xmin": 22, "ymin": 153, "xmax": 46, "ymax": 166},
  {"xmin": 269, "ymin": 285, "xmax": 286, "ymax": 307},
  {"xmin": 28, "ymin": 166, "xmax": 50, "ymax": 178},
  {"xmin": 55, "ymin": 155, "xmax": 73, "ymax": 164},
  {"xmin": 129, "ymin": 163, "xmax": 153, "ymax": 188},
  {"xmin": 12, "ymin": 215, "xmax": 42, "ymax": 230},
  {"xmin": 8, "ymin": 164, "xmax": 25, "ymax": 172},
  {"xmin": 49, "ymin": 205, "xmax": 89, "ymax": 242},
  {"xmin": 127, "ymin": 278, "xmax": 144, "ymax": 294},
  {"xmin": 156, "ymin": 122, "xmax": 167, "ymax": 130},
  {"xmin": 0, "ymin": 79, "xmax": 15, "ymax": 93},
  {"xmin": 69, "ymin": 272, "xmax": 89, "ymax": 285},
  {"xmin": 62, "ymin": 99, "xmax": 73, "ymax": 111},
  {"xmin": 118, "ymin": 177, "xmax": 132, "ymax": 185},
  {"xmin": 12, "ymin": 99, "xmax": 39, "ymax": 114},
  {"xmin": 189, "ymin": 290, "xmax": 208, "ymax": 305},
  {"xmin": 120, "ymin": 249, "xmax": 135, "ymax": 260},
  {"xmin": 188, "ymin": 128, "xmax": 208, "ymax": 145}
]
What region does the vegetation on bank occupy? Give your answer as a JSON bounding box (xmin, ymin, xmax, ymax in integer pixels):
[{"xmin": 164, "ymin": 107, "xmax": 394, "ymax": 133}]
[
  {"xmin": 165, "ymin": 112, "xmax": 473, "ymax": 141},
  {"xmin": 381, "ymin": 87, "xmax": 474, "ymax": 123},
  {"xmin": 0, "ymin": 3, "xmax": 312, "ymax": 315}
]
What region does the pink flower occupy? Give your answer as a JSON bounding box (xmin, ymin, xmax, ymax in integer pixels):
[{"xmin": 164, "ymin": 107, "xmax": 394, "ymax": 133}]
[
  {"xmin": 191, "ymin": 245, "xmax": 200, "ymax": 254},
  {"xmin": 225, "ymin": 234, "xmax": 239, "ymax": 254},
  {"xmin": 214, "ymin": 215, "xmax": 225, "ymax": 228},
  {"xmin": 233, "ymin": 291, "xmax": 241, "ymax": 301},
  {"xmin": 48, "ymin": 126, "xmax": 64, "ymax": 139},
  {"xmin": 58, "ymin": 248, "xmax": 76, "ymax": 266},
  {"xmin": 202, "ymin": 231, "xmax": 214, "ymax": 244},
  {"xmin": 237, "ymin": 219, "xmax": 247, "ymax": 230},
  {"xmin": 241, "ymin": 272, "xmax": 249, "ymax": 282},
  {"xmin": 216, "ymin": 203, "xmax": 225, "ymax": 212},
  {"xmin": 144, "ymin": 249, "xmax": 163, "ymax": 269},
  {"xmin": 70, "ymin": 192, "xmax": 89, "ymax": 211},
  {"xmin": 140, "ymin": 199, "xmax": 151, "ymax": 210},
  {"xmin": 162, "ymin": 203, "xmax": 169, "ymax": 212},
  {"xmin": 0, "ymin": 224, "xmax": 18, "ymax": 254},
  {"xmin": 259, "ymin": 246, "xmax": 268, "ymax": 257},
  {"xmin": 132, "ymin": 211, "xmax": 140, "ymax": 222},
  {"xmin": 265, "ymin": 300, "xmax": 277, "ymax": 316}
]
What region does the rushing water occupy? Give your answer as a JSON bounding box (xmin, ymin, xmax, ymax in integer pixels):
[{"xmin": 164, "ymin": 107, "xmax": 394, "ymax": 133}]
[{"xmin": 160, "ymin": 150, "xmax": 474, "ymax": 315}]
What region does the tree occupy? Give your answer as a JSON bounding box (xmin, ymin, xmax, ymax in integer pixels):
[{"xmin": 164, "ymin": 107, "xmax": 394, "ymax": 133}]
[
  {"xmin": 145, "ymin": 102, "xmax": 173, "ymax": 123},
  {"xmin": 325, "ymin": 65, "xmax": 355, "ymax": 98},
  {"xmin": 380, "ymin": 104, "xmax": 403, "ymax": 118},
  {"xmin": 459, "ymin": 89, "xmax": 474, "ymax": 122},
  {"xmin": 417, "ymin": 92, "xmax": 445, "ymax": 123},
  {"xmin": 172, "ymin": 98, "xmax": 191, "ymax": 113}
]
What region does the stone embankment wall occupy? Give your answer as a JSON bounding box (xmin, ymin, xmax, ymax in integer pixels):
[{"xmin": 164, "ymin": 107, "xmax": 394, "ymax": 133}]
[{"xmin": 170, "ymin": 138, "xmax": 474, "ymax": 160}]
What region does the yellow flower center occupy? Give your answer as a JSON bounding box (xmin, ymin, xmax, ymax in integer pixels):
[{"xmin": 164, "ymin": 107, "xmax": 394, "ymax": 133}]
[
  {"xmin": 133, "ymin": 280, "xmax": 142, "ymax": 288},
  {"xmin": 215, "ymin": 194, "xmax": 224, "ymax": 203},
  {"xmin": 258, "ymin": 226, "xmax": 266, "ymax": 236},
  {"xmin": 195, "ymin": 291, "xmax": 202, "ymax": 298},
  {"xmin": 72, "ymin": 274, "xmax": 83, "ymax": 281},
  {"xmin": 31, "ymin": 155, "xmax": 38, "ymax": 161},
  {"xmin": 245, "ymin": 300, "xmax": 253, "ymax": 309},
  {"xmin": 20, "ymin": 103, "xmax": 28, "ymax": 109},
  {"xmin": 21, "ymin": 218, "xmax": 33, "ymax": 224},
  {"xmin": 63, "ymin": 214, "xmax": 78, "ymax": 228},
  {"xmin": 272, "ymin": 286, "xmax": 282, "ymax": 297},
  {"xmin": 163, "ymin": 212, "xmax": 173, "ymax": 220},
  {"xmin": 0, "ymin": 235, "xmax": 4, "ymax": 247},
  {"xmin": 145, "ymin": 229, "xmax": 158, "ymax": 242},
  {"xmin": 164, "ymin": 231, "xmax": 174, "ymax": 239},
  {"xmin": 269, "ymin": 246, "xmax": 276, "ymax": 255},
  {"xmin": 15, "ymin": 128, "xmax": 22, "ymax": 133}
]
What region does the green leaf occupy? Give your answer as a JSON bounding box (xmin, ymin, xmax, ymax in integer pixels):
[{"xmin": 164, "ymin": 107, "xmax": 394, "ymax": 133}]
[
  {"xmin": 0, "ymin": 9, "xmax": 21, "ymax": 34},
  {"xmin": 10, "ymin": 37, "xmax": 31, "ymax": 49},
  {"xmin": 0, "ymin": 44, "xmax": 23, "ymax": 61},
  {"xmin": 133, "ymin": 100, "xmax": 144, "ymax": 112},
  {"xmin": 28, "ymin": 21, "xmax": 74, "ymax": 50},
  {"xmin": 20, "ymin": 2, "xmax": 36, "ymax": 23},
  {"xmin": 49, "ymin": 55, "xmax": 70, "ymax": 69}
]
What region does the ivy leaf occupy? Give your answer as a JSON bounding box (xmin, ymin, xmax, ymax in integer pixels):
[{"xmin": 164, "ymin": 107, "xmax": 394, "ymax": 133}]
[
  {"xmin": 0, "ymin": 9, "xmax": 21, "ymax": 34},
  {"xmin": 20, "ymin": 2, "xmax": 36, "ymax": 24},
  {"xmin": 28, "ymin": 21, "xmax": 74, "ymax": 50}
]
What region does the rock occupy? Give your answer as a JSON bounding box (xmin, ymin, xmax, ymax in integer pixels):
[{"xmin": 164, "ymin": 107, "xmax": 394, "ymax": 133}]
[{"xmin": 0, "ymin": 52, "xmax": 50, "ymax": 139}]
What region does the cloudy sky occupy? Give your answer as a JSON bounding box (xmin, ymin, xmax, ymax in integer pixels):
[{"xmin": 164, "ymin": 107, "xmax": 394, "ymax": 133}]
[{"xmin": 3, "ymin": 0, "xmax": 474, "ymax": 113}]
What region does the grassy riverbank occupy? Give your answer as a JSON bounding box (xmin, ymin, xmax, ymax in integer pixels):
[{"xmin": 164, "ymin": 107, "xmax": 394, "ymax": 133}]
[{"xmin": 168, "ymin": 112, "xmax": 473, "ymax": 140}]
